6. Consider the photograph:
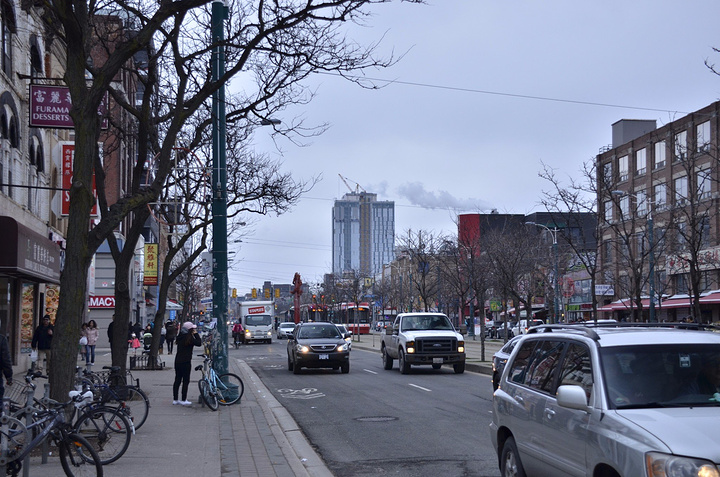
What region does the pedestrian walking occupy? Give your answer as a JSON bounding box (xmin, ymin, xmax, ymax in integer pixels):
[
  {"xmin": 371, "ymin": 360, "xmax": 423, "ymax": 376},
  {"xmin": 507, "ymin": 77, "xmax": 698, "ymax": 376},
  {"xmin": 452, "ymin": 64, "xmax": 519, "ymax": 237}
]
[
  {"xmin": 79, "ymin": 322, "xmax": 88, "ymax": 361},
  {"xmin": 31, "ymin": 315, "xmax": 53, "ymax": 375},
  {"xmin": 84, "ymin": 320, "xmax": 99, "ymax": 365},
  {"xmin": 172, "ymin": 321, "xmax": 202, "ymax": 406},
  {"xmin": 165, "ymin": 320, "xmax": 178, "ymax": 354}
]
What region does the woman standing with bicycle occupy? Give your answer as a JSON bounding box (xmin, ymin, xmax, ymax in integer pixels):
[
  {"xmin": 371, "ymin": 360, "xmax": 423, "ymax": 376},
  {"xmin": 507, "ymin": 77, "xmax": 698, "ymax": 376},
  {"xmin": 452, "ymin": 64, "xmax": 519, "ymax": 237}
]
[{"xmin": 172, "ymin": 322, "xmax": 202, "ymax": 406}]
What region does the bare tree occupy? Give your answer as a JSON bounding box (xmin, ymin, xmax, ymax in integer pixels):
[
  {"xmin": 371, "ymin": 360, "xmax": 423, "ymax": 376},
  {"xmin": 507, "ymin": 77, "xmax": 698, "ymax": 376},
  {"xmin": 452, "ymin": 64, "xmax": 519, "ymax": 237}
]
[
  {"xmin": 51, "ymin": 0, "xmax": 424, "ymax": 399},
  {"xmin": 540, "ymin": 161, "xmax": 602, "ymax": 321},
  {"xmin": 397, "ymin": 230, "xmax": 444, "ymax": 312}
]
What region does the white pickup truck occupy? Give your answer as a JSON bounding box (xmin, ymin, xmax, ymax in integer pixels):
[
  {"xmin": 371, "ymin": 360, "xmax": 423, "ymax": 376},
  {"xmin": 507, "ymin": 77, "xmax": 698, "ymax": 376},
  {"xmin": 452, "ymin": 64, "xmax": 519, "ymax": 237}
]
[{"xmin": 381, "ymin": 312, "xmax": 466, "ymax": 374}]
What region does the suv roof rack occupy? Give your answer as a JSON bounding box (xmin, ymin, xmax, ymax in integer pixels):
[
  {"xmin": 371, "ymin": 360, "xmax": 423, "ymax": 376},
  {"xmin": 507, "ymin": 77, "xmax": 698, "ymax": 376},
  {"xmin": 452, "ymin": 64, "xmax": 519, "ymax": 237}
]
[
  {"xmin": 527, "ymin": 321, "xmax": 720, "ymax": 341},
  {"xmin": 527, "ymin": 324, "xmax": 600, "ymax": 340}
]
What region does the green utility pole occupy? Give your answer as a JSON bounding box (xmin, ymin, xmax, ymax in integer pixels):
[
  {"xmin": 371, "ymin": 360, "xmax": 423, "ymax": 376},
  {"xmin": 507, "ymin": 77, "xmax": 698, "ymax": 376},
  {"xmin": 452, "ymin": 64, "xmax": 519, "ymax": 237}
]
[{"xmin": 211, "ymin": 0, "xmax": 229, "ymax": 375}]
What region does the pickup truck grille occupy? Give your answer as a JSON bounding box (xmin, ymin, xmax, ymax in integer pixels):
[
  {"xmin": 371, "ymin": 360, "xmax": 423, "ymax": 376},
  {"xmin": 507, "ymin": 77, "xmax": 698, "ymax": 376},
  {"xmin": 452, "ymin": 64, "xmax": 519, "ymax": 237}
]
[{"xmin": 416, "ymin": 338, "xmax": 457, "ymax": 354}]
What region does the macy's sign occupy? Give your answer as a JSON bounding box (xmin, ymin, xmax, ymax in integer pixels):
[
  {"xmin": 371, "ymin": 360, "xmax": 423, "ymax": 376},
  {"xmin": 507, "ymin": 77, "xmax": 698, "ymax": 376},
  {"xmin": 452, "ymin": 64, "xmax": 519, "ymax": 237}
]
[{"xmin": 88, "ymin": 296, "xmax": 115, "ymax": 309}]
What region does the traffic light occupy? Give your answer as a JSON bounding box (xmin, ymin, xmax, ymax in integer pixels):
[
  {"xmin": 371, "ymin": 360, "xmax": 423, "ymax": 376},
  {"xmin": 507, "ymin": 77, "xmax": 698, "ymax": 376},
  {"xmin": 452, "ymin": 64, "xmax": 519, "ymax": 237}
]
[
  {"xmin": 231, "ymin": 288, "xmax": 237, "ymax": 298},
  {"xmin": 252, "ymin": 288, "xmax": 257, "ymax": 298}
]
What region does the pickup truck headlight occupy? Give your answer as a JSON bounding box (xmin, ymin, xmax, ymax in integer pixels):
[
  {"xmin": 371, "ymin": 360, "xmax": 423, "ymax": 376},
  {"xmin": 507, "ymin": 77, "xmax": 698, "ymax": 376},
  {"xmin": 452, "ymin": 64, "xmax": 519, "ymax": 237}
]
[
  {"xmin": 646, "ymin": 451, "xmax": 720, "ymax": 477},
  {"xmin": 296, "ymin": 344, "xmax": 310, "ymax": 353},
  {"xmin": 244, "ymin": 330, "xmax": 251, "ymax": 336},
  {"xmin": 458, "ymin": 341, "xmax": 465, "ymax": 353},
  {"xmin": 406, "ymin": 341, "xmax": 415, "ymax": 354}
]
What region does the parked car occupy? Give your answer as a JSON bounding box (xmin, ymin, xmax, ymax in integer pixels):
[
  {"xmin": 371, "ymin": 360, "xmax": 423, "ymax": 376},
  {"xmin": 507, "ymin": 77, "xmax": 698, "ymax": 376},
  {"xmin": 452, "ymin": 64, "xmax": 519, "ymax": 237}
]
[
  {"xmin": 335, "ymin": 324, "xmax": 353, "ymax": 350},
  {"xmin": 490, "ymin": 322, "xmax": 720, "ymax": 477},
  {"xmin": 510, "ymin": 318, "xmax": 544, "ymax": 336},
  {"xmin": 287, "ymin": 322, "xmax": 350, "ymax": 374},
  {"xmin": 494, "ymin": 321, "xmax": 517, "ymax": 339},
  {"xmin": 276, "ymin": 322, "xmax": 296, "ymax": 339},
  {"xmin": 491, "ymin": 335, "xmax": 521, "ymax": 391}
]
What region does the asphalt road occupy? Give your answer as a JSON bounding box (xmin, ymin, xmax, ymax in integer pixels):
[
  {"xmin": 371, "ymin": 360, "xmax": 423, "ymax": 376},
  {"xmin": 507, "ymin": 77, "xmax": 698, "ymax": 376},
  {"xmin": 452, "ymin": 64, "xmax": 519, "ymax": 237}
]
[{"xmin": 232, "ymin": 339, "xmax": 502, "ymax": 477}]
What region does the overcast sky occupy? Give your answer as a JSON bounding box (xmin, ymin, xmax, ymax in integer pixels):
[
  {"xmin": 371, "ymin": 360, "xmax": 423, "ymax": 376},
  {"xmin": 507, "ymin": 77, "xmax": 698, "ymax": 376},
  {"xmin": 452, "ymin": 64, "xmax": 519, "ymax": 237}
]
[{"xmin": 227, "ymin": 0, "xmax": 720, "ymax": 294}]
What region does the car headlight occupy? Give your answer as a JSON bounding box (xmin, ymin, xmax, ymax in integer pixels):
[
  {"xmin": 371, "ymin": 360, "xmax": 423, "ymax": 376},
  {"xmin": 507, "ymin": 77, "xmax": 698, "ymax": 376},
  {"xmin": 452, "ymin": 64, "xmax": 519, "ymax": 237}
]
[
  {"xmin": 244, "ymin": 330, "xmax": 251, "ymax": 335},
  {"xmin": 296, "ymin": 344, "xmax": 310, "ymax": 353},
  {"xmin": 267, "ymin": 331, "xmax": 272, "ymax": 336},
  {"xmin": 406, "ymin": 341, "xmax": 415, "ymax": 354},
  {"xmin": 337, "ymin": 343, "xmax": 349, "ymax": 352},
  {"xmin": 646, "ymin": 452, "xmax": 720, "ymax": 477}
]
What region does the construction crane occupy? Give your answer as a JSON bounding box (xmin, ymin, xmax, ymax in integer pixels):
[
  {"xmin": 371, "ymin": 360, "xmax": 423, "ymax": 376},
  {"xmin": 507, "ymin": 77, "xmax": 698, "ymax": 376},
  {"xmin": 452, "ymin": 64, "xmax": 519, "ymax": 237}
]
[{"xmin": 338, "ymin": 174, "xmax": 366, "ymax": 194}]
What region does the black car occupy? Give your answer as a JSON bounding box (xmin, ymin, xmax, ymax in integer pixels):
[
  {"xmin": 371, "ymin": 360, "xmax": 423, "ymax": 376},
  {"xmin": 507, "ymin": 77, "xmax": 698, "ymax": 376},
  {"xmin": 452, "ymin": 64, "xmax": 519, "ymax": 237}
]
[
  {"xmin": 287, "ymin": 322, "xmax": 350, "ymax": 374},
  {"xmin": 491, "ymin": 335, "xmax": 522, "ymax": 390}
]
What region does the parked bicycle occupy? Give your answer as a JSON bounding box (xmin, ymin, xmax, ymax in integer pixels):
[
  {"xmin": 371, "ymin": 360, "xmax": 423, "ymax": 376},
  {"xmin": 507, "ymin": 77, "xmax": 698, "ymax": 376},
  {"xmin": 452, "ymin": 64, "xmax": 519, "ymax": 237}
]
[
  {"xmin": 195, "ymin": 354, "xmax": 244, "ymax": 411},
  {"xmin": 74, "ymin": 366, "xmax": 150, "ymax": 430},
  {"xmin": 0, "ymin": 372, "xmax": 103, "ymax": 476}
]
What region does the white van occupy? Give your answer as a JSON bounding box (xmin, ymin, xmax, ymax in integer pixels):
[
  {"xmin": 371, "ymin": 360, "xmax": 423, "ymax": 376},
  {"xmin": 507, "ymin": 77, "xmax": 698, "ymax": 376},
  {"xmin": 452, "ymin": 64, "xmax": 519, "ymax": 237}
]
[{"xmin": 239, "ymin": 301, "xmax": 274, "ymax": 344}]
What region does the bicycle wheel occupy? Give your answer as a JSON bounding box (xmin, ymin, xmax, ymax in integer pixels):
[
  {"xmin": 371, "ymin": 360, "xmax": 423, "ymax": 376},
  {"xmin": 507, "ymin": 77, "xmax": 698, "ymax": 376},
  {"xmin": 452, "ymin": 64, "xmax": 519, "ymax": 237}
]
[
  {"xmin": 198, "ymin": 379, "xmax": 218, "ymax": 411},
  {"xmin": 73, "ymin": 406, "xmax": 131, "ymax": 465},
  {"xmin": 0, "ymin": 415, "xmax": 28, "ymax": 466},
  {"xmin": 123, "ymin": 386, "xmax": 150, "ymax": 430},
  {"xmin": 58, "ymin": 432, "xmax": 103, "ymax": 477},
  {"xmin": 216, "ymin": 373, "xmax": 244, "ymax": 406}
]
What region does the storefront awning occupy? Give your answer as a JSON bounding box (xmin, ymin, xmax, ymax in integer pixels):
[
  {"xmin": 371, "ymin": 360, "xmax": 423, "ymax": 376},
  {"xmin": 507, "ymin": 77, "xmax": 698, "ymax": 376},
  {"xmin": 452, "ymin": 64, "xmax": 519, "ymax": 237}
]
[
  {"xmin": 599, "ymin": 291, "xmax": 720, "ymax": 311},
  {"xmin": 0, "ymin": 216, "xmax": 62, "ymax": 284},
  {"xmin": 166, "ymin": 301, "xmax": 183, "ymax": 310},
  {"xmin": 597, "ymin": 298, "xmax": 649, "ymax": 312}
]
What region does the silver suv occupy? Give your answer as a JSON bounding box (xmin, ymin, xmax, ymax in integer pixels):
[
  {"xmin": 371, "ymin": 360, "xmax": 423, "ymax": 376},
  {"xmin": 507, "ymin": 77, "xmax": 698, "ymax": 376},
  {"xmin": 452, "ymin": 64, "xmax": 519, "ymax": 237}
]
[{"xmin": 489, "ymin": 323, "xmax": 720, "ymax": 477}]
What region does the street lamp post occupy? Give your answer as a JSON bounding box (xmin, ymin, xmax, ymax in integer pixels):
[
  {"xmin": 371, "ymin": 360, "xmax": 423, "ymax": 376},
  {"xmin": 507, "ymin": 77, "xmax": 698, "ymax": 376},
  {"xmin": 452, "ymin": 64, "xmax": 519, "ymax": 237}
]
[
  {"xmin": 211, "ymin": 0, "xmax": 229, "ymax": 375},
  {"xmin": 612, "ymin": 191, "xmax": 656, "ymax": 322},
  {"xmin": 526, "ymin": 222, "xmax": 559, "ymax": 324}
]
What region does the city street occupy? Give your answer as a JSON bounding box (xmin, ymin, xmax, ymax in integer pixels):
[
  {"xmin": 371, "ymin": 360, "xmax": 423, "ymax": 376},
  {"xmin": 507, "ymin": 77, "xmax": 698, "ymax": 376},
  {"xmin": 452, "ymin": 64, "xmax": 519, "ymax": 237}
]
[{"xmin": 233, "ymin": 337, "xmax": 501, "ymax": 477}]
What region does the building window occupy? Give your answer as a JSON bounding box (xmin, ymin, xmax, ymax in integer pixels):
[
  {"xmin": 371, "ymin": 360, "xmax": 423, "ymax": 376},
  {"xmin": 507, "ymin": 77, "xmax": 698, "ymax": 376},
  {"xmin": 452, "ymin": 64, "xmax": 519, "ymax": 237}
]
[
  {"xmin": 1, "ymin": 0, "xmax": 14, "ymax": 78},
  {"xmin": 674, "ymin": 176, "xmax": 687, "ymax": 206},
  {"xmin": 697, "ymin": 168, "xmax": 711, "ymax": 199},
  {"xmin": 636, "ymin": 148, "xmax": 646, "ymax": 175},
  {"xmin": 654, "ymin": 183, "xmax": 667, "ymax": 209},
  {"xmin": 604, "ymin": 241, "xmax": 612, "ymax": 264},
  {"xmin": 604, "ymin": 200, "xmax": 613, "ymax": 222},
  {"xmin": 697, "ymin": 121, "xmax": 711, "ymax": 153},
  {"xmin": 654, "ymin": 141, "xmax": 666, "ymax": 169},
  {"xmin": 676, "ymin": 274, "xmax": 688, "ymax": 295},
  {"xmin": 636, "ymin": 190, "xmax": 648, "ymax": 215},
  {"xmin": 619, "ymin": 155, "xmax": 628, "ymax": 182},
  {"xmin": 602, "ymin": 162, "xmax": 613, "ymax": 187},
  {"xmin": 700, "ymin": 216, "xmax": 711, "ymax": 249},
  {"xmin": 620, "ymin": 196, "xmax": 629, "ymax": 216},
  {"xmin": 674, "ymin": 131, "xmax": 687, "ymax": 161}
]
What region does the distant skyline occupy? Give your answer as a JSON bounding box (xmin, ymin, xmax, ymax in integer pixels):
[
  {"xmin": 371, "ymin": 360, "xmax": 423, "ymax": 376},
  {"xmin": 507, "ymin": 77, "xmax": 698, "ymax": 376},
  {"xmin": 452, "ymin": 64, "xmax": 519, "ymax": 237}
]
[{"xmin": 227, "ymin": 0, "xmax": 720, "ymax": 293}]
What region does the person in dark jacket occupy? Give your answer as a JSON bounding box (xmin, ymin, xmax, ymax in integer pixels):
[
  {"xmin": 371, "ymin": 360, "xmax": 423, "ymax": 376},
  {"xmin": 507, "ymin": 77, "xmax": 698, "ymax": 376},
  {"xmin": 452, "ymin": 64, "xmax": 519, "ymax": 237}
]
[
  {"xmin": 0, "ymin": 333, "xmax": 12, "ymax": 399},
  {"xmin": 31, "ymin": 315, "xmax": 53, "ymax": 375},
  {"xmin": 165, "ymin": 320, "xmax": 178, "ymax": 355},
  {"xmin": 172, "ymin": 322, "xmax": 202, "ymax": 406}
]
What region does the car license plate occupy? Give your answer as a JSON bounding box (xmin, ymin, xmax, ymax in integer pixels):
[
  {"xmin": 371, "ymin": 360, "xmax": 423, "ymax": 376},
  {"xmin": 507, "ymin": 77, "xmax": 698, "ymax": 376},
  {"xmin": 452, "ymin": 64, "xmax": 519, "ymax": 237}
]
[
  {"xmin": 433, "ymin": 358, "xmax": 443, "ymax": 364},
  {"xmin": 319, "ymin": 354, "xmax": 329, "ymax": 360}
]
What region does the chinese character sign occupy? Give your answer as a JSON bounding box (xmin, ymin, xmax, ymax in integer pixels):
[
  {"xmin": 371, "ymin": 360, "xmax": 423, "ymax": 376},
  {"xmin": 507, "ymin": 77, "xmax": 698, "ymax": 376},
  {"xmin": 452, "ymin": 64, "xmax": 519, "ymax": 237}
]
[
  {"xmin": 60, "ymin": 143, "xmax": 98, "ymax": 216},
  {"xmin": 144, "ymin": 243, "xmax": 159, "ymax": 285},
  {"xmin": 29, "ymin": 85, "xmax": 108, "ymax": 129}
]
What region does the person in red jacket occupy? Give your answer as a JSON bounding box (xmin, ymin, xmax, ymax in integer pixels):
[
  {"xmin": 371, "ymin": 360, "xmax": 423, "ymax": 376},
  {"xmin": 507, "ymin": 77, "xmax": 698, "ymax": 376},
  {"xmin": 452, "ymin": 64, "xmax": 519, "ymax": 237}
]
[{"xmin": 232, "ymin": 321, "xmax": 243, "ymax": 347}]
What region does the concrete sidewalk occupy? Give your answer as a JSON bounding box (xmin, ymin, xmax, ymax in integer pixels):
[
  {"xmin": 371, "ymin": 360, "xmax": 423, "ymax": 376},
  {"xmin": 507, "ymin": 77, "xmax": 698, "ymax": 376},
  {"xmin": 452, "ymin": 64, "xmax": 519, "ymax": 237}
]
[
  {"xmin": 17, "ymin": 334, "xmax": 500, "ymax": 476},
  {"xmin": 21, "ymin": 348, "xmax": 332, "ymax": 477}
]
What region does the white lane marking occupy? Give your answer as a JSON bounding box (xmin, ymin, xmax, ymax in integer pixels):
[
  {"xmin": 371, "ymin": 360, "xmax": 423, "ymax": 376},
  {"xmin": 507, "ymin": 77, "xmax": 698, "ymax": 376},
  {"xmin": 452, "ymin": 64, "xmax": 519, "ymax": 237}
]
[
  {"xmin": 409, "ymin": 383, "xmax": 432, "ymax": 392},
  {"xmin": 363, "ymin": 369, "xmax": 378, "ymax": 374}
]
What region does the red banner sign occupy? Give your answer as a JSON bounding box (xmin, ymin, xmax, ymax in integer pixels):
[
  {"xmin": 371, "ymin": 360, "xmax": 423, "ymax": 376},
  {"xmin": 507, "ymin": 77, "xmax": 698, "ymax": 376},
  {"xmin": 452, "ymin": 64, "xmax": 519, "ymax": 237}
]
[{"xmin": 60, "ymin": 143, "xmax": 97, "ymax": 216}]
